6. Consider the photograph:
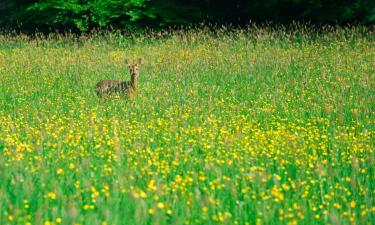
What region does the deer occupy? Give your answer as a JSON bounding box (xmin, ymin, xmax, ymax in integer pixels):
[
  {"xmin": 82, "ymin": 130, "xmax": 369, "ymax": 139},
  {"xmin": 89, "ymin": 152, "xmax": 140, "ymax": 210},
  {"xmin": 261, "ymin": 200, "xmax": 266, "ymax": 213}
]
[{"xmin": 95, "ymin": 58, "xmax": 141, "ymax": 100}]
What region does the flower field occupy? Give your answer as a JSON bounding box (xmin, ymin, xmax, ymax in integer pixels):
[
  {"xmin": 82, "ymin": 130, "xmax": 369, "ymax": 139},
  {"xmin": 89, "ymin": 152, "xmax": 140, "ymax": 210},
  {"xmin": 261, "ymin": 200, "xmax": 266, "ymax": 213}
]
[{"xmin": 0, "ymin": 26, "xmax": 374, "ymax": 225}]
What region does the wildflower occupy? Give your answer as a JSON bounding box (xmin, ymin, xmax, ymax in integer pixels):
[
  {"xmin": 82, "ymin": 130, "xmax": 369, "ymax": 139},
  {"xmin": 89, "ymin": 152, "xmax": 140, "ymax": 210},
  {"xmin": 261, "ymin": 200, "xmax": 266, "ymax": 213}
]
[
  {"xmin": 47, "ymin": 192, "xmax": 57, "ymax": 200},
  {"xmin": 56, "ymin": 168, "xmax": 64, "ymax": 175},
  {"xmin": 139, "ymin": 191, "xmax": 147, "ymax": 198},
  {"xmin": 157, "ymin": 202, "xmax": 165, "ymax": 209}
]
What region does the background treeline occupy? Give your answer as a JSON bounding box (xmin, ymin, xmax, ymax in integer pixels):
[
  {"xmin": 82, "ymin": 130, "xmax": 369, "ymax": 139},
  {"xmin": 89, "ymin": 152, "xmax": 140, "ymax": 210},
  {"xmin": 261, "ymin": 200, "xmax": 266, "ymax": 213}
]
[{"xmin": 1, "ymin": 0, "xmax": 374, "ymax": 33}]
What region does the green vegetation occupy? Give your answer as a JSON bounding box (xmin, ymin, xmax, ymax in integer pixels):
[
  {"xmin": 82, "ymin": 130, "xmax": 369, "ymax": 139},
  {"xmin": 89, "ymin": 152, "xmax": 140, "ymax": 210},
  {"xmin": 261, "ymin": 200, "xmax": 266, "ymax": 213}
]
[
  {"xmin": 0, "ymin": 26, "xmax": 374, "ymax": 224},
  {"xmin": 1, "ymin": 0, "xmax": 374, "ymax": 32}
]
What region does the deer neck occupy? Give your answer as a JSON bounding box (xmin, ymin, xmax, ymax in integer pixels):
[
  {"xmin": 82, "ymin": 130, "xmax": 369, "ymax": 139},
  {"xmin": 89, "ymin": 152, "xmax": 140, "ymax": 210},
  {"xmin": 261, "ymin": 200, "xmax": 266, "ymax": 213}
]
[{"xmin": 130, "ymin": 73, "xmax": 138, "ymax": 91}]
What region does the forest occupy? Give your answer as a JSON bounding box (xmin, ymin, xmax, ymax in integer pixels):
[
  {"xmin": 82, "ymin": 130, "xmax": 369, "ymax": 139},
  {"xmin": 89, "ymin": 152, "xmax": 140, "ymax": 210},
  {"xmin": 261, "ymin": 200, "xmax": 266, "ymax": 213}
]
[{"xmin": 1, "ymin": 0, "xmax": 374, "ymax": 32}]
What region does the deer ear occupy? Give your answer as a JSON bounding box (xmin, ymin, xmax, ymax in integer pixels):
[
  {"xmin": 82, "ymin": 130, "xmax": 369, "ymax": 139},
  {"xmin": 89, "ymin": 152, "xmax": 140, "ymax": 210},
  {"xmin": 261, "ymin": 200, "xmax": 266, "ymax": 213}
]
[
  {"xmin": 137, "ymin": 58, "xmax": 142, "ymax": 65},
  {"xmin": 125, "ymin": 59, "xmax": 130, "ymax": 66}
]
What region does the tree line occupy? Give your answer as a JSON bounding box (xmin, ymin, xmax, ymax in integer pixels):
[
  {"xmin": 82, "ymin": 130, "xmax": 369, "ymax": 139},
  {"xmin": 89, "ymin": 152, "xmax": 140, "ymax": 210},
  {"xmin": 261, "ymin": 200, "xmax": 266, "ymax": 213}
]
[{"xmin": 1, "ymin": 0, "xmax": 374, "ymax": 33}]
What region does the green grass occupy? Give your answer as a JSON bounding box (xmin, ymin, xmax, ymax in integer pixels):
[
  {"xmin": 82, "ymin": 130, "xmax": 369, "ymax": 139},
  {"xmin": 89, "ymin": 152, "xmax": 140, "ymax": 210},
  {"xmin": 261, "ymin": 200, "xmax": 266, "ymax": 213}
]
[{"xmin": 0, "ymin": 26, "xmax": 374, "ymax": 225}]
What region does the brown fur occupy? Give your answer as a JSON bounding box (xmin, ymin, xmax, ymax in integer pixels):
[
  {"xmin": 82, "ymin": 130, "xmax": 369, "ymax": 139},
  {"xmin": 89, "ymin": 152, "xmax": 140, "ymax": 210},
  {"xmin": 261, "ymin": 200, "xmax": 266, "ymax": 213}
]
[{"xmin": 95, "ymin": 58, "xmax": 141, "ymax": 100}]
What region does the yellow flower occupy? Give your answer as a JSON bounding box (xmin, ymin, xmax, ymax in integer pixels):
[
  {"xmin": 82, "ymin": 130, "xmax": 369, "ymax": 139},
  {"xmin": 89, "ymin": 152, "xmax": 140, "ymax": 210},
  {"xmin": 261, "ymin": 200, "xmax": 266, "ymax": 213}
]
[
  {"xmin": 47, "ymin": 192, "xmax": 57, "ymax": 200},
  {"xmin": 157, "ymin": 202, "xmax": 165, "ymax": 209},
  {"xmin": 139, "ymin": 191, "xmax": 147, "ymax": 198},
  {"xmin": 56, "ymin": 168, "xmax": 64, "ymax": 175},
  {"xmin": 287, "ymin": 220, "xmax": 298, "ymax": 225}
]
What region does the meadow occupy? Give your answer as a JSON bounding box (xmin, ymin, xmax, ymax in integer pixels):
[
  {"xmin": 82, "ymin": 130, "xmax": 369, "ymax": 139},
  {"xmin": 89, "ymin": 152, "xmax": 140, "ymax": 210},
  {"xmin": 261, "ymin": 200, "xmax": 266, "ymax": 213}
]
[{"xmin": 0, "ymin": 25, "xmax": 374, "ymax": 225}]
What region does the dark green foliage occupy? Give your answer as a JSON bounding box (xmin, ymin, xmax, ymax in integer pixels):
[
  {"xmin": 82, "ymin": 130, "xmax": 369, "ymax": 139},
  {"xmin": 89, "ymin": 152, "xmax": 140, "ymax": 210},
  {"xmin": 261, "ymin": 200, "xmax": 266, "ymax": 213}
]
[
  {"xmin": 0, "ymin": 0, "xmax": 374, "ymax": 32},
  {"xmin": 0, "ymin": 0, "xmax": 38, "ymax": 30},
  {"xmin": 25, "ymin": 0, "xmax": 157, "ymax": 32}
]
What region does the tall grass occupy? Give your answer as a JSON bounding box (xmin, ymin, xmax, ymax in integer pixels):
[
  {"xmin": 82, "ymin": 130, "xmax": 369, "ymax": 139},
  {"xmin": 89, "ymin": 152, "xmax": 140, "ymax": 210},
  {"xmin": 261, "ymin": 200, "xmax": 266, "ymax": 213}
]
[{"xmin": 0, "ymin": 25, "xmax": 374, "ymax": 225}]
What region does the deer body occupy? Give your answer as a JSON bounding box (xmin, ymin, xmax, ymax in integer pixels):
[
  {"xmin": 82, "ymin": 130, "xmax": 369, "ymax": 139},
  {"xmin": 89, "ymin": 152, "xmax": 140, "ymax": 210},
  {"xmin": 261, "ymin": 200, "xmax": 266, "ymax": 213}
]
[{"xmin": 95, "ymin": 59, "xmax": 141, "ymax": 99}]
